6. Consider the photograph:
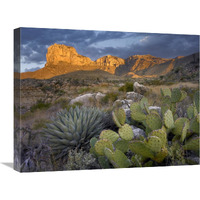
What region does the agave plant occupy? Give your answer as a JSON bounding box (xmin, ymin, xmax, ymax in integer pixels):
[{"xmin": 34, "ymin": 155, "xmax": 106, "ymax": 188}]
[{"xmin": 43, "ymin": 106, "xmax": 107, "ymax": 160}]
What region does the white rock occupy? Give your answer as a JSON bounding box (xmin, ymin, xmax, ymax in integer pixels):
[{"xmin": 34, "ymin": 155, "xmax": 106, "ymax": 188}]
[
  {"xmin": 126, "ymin": 91, "xmax": 143, "ymax": 101},
  {"xmin": 131, "ymin": 125, "xmax": 146, "ymax": 139}
]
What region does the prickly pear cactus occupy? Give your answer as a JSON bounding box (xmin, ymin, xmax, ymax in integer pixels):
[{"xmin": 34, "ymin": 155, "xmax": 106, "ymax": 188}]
[
  {"xmin": 95, "ymin": 139, "xmax": 113, "ymax": 156},
  {"xmin": 164, "ymin": 109, "xmax": 174, "ymax": 129},
  {"xmin": 161, "ymin": 88, "xmax": 171, "ymax": 97},
  {"xmin": 150, "ymin": 129, "xmax": 167, "ymax": 147},
  {"xmin": 194, "ymin": 91, "xmax": 199, "ymax": 113},
  {"xmin": 145, "ymin": 136, "xmax": 162, "ymax": 153},
  {"xmin": 109, "ymin": 149, "xmax": 132, "ymax": 168},
  {"xmin": 172, "ymin": 118, "xmax": 189, "ymax": 136},
  {"xmin": 129, "ymin": 141, "xmax": 154, "ymax": 159},
  {"xmin": 190, "ymin": 115, "xmax": 200, "ymax": 134},
  {"xmin": 171, "ymin": 88, "xmax": 182, "ymax": 103},
  {"xmin": 130, "ymin": 102, "xmax": 146, "ymax": 121},
  {"xmin": 100, "ymin": 130, "xmax": 119, "ymax": 143},
  {"xmin": 180, "ymin": 121, "xmax": 190, "ymax": 143},
  {"xmin": 114, "ymin": 139, "xmax": 129, "ymax": 153},
  {"xmin": 187, "ymin": 105, "xmax": 195, "ymax": 119},
  {"xmin": 183, "ymin": 137, "xmax": 200, "ymax": 152},
  {"xmin": 112, "ymin": 111, "xmax": 122, "ymax": 128},
  {"xmin": 118, "ymin": 124, "xmax": 134, "ymax": 141},
  {"xmin": 113, "ymin": 108, "xmax": 126, "ymax": 127},
  {"xmin": 146, "ymin": 113, "xmax": 162, "ymax": 131}
]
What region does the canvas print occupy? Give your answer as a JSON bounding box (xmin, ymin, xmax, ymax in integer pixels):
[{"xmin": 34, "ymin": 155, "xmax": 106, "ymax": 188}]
[{"xmin": 14, "ymin": 28, "xmax": 199, "ymax": 172}]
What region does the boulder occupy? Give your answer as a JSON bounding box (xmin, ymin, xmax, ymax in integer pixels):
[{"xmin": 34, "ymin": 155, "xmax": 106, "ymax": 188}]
[
  {"xmin": 69, "ymin": 93, "xmax": 95, "ymax": 106},
  {"xmin": 126, "ymin": 91, "xmax": 143, "ymax": 101},
  {"xmin": 95, "ymin": 92, "xmax": 106, "ymax": 102},
  {"xmin": 149, "ymin": 106, "xmax": 161, "ymax": 115},
  {"xmin": 113, "ymin": 99, "xmax": 133, "ymax": 109},
  {"xmin": 131, "ymin": 125, "xmax": 146, "ymax": 139},
  {"xmin": 70, "ymin": 92, "xmax": 106, "ymax": 106},
  {"xmin": 133, "ymin": 82, "xmax": 150, "ymax": 95}
]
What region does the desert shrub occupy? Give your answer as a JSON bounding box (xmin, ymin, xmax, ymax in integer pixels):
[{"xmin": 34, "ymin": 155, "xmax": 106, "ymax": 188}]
[
  {"xmin": 32, "ymin": 119, "xmax": 51, "ymax": 130},
  {"xmin": 54, "ymin": 89, "xmax": 65, "ymax": 96},
  {"xmin": 14, "ymin": 127, "xmax": 54, "ymax": 172},
  {"xmin": 118, "ymin": 82, "xmax": 133, "ymax": 92},
  {"xmin": 64, "ymin": 149, "xmax": 100, "ymax": 170},
  {"xmin": 77, "ymin": 87, "xmax": 90, "ymax": 94},
  {"xmin": 30, "ymin": 100, "xmax": 51, "ymax": 112},
  {"xmin": 41, "ymin": 85, "xmax": 52, "ymax": 93},
  {"xmin": 101, "ymin": 92, "xmax": 118, "ymax": 105}
]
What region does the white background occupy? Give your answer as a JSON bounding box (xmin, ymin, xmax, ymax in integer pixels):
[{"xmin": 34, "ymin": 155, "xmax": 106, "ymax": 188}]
[{"xmin": 0, "ymin": 0, "xmax": 199, "ymax": 199}]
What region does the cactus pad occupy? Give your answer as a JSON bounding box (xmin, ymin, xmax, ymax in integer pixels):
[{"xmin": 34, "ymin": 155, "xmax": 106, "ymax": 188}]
[
  {"xmin": 118, "ymin": 124, "xmax": 134, "ymax": 141},
  {"xmin": 150, "ymin": 129, "xmax": 167, "ymax": 147},
  {"xmin": 114, "ymin": 139, "xmax": 129, "ymax": 153},
  {"xmin": 164, "ymin": 109, "xmax": 174, "ymax": 129},
  {"xmin": 172, "ymin": 118, "xmax": 189, "ymax": 135},
  {"xmin": 140, "ymin": 97, "xmax": 149, "ymax": 110},
  {"xmin": 194, "ymin": 91, "xmax": 199, "ymax": 112},
  {"xmin": 162, "ymin": 96, "xmax": 172, "ymax": 105},
  {"xmin": 113, "ymin": 108, "xmax": 126, "ymax": 126},
  {"xmin": 180, "ymin": 121, "xmax": 190, "ymax": 143},
  {"xmin": 95, "ymin": 139, "xmax": 113, "ymax": 156},
  {"xmin": 154, "ymin": 147, "xmax": 168, "ymax": 163},
  {"xmin": 100, "ymin": 130, "xmax": 119, "ymax": 143},
  {"xmin": 112, "ymin": 111, "xmax": 122, "ymax": 128},
  {"xmin": 98, "ymin": 156, "xmax": 110, "ymax": 169},
  {"xmin": 180, "ymin": 90, "xmax": 187, "ymax": 101},
  {"xmin": 104, "ymin": 147, "xmax": 114, "ymax": 160},
  {"xmin": 187, "ymin": 105, "xmax": 195, "ymax": 119},
  {"xmin": 146, "ymin": 113, "xmax": 162, "ymax": 131},
  {"xmin": 111, "ymin": 149, "xmax": 132, "ymax": 168},
  {"xmin": 130, "ymin": 102, "xmax": 146, "ymax": 121},
  {"xmin": 183, "ymin": 137, "xmax": 200, "ymax": 152},
  {"xmin": 129, "ymin": 141, "xmax": 154, "ymax": 159},
  {"xmin": 145, "ymin": 136, "xmax": 162, "ymax": 153},
  {"xmin": 171, "ymin": 88, "xmax": 182, "ymax": 103},
  {"xmin": 161, "ymin": 88, "xmax": 171, "ymax": 97},
  {"xmin": 190, "ymin": 116, "xmax": 199, "ymax": 134}
]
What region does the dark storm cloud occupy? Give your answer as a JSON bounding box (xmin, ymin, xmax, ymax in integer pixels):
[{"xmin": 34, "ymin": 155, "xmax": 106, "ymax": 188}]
[{"xmin": 20, "ymin": 28, "xmax": 199, "ymax": 71}]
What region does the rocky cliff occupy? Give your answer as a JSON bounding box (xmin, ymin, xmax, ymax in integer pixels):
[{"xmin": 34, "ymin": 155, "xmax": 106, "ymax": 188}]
[
  {"xmin": 96, "ymin": 55, "xmax": 125, "ymax": 74},
  {"xmin": 46, "ymin": 44, "xmax": 94, "ymax": 66},
  {"xmin": 20, "ymin": 44, "xmax": 199, "ymax": 80}
]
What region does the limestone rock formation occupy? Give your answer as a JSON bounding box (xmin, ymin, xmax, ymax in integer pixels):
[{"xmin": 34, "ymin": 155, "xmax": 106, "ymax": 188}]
[
  {"xmin": 46, "ymin": 44, "xmax": 94, "ymax": 66},
  {"xmin": 20, "ymin": 43, "xmax": 199, "ymax": 80},
  {"xmin": 96, "ymin": 55, "xmax": 125, "ymax": 74}
]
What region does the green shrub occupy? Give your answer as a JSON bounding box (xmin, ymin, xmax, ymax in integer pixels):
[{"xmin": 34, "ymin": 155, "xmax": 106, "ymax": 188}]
[
  {"xmin": 118, "ymin": 82, "xmax": 133, "ymax": 92},
  {"xmin": 101, "ymin": 92, "xmax": 118, "ymax": 105},
  {"xmin": 32, "ymin": 119, "xmax": 51, "ymax": 130},
  {"xmin": 30, "ymin": 100, "xmax": 51, "ymax": 112},
  {"xmin": 64, "ymin": 149, "xmax": 99, "ymax": 170}
]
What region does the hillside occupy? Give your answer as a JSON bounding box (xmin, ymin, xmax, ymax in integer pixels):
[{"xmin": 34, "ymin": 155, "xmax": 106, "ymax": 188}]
[{"xmin": 19, "ymin": 44, "xmax": 199, "ymax": 80}]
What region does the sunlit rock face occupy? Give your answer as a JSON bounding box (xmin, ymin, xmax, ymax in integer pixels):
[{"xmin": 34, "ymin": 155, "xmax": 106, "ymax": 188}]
[
  {"xmin": 96, "ymin": 55, "xmax": 125, "ymax": 74},
  {"xmin": 46, "ymin": 44, "xmax": 94, "ymax": 66}
]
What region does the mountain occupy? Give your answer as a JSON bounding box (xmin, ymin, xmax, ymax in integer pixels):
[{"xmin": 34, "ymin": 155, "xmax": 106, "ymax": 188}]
[{"xmin": 20, "ymin": 44, "xmax": 199, "ymax": 80}]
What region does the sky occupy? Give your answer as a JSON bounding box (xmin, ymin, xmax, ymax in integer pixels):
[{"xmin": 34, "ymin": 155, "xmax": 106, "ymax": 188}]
[{"xmin": 19, "ymin": 28, "xmax": 199, "ymax": 72}]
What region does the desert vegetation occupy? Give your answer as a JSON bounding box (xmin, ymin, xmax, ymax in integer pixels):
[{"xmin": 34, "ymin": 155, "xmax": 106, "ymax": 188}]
[{"xmin": 14, "ymin": 74, "xmax": 199, "ymax": 172}]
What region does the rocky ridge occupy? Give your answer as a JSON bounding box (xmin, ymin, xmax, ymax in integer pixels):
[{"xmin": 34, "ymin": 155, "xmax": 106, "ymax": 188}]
[{"xmin": 19, "ymin": 44, "xmax": 199, "ymax": 80}]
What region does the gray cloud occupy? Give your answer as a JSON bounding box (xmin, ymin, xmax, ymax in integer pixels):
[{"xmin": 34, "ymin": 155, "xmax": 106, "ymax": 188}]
[{"xmin": 24, "ymin": 67, "xmax": 41, "ymax": 72}]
